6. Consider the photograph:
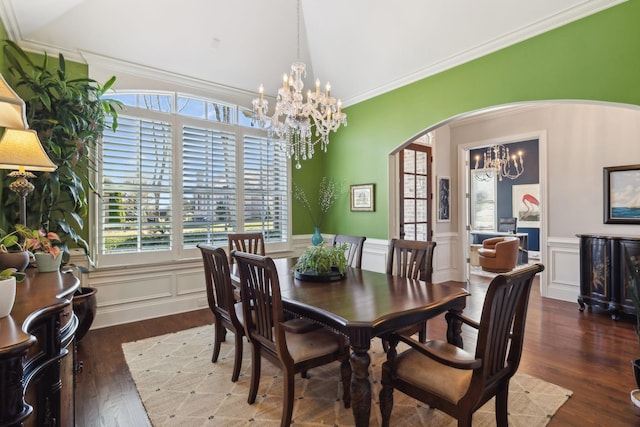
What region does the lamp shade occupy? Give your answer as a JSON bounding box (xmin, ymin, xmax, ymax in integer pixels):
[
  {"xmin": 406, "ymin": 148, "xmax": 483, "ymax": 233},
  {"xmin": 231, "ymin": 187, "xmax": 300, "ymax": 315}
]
[
  {"xmin": 0, "ymin": 128, "xmax": 57, "ymax": 172},
  {"xmin": 0, "ymin": 73, "xmax": 27, "ymax": 129}
]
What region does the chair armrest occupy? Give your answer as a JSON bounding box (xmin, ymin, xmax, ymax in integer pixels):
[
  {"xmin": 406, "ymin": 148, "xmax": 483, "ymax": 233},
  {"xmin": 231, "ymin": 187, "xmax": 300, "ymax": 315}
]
[
  {"xmin": 446, "ymin": 311, "xmax": 480, "ymax": 330},
  {"xmin": 482, "ymin": 236, "xmax": 503, "ymax": 249},
  {"xmin": 398, "ymin": 335, "xmax": 482, "ymax": 369}
]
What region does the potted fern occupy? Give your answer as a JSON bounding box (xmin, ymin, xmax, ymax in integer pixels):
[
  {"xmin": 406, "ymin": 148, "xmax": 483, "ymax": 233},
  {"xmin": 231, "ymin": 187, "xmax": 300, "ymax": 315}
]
[{"xmin": 293, "ymin": 243, "xmax": 348, "ymax": 282}]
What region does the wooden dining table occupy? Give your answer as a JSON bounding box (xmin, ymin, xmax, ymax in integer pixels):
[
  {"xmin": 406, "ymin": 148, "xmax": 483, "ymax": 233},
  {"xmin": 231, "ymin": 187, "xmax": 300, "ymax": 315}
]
[{"xmin": 232, "ymin": 257, "xmax": 470, "ymax": 427}]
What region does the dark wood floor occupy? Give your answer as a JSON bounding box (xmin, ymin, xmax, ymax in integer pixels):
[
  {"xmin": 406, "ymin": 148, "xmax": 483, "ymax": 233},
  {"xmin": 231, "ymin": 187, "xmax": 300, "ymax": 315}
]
[{"xmin": 75, "ymin": 275, "xmax": 640, "ymax": 426}]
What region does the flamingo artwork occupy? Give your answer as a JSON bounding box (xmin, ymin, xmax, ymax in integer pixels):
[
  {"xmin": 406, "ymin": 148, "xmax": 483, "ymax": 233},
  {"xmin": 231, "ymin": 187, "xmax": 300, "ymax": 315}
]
[{"xmin": 521, "ymin": 193, "xmax": 540, "ymax": 221}]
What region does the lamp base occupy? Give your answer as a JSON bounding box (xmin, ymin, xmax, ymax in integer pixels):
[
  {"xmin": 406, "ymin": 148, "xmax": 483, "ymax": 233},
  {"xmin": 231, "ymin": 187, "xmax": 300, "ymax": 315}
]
[{"xmin": 8, "ymin": 170, "xmax": 35, "ymax": 226}]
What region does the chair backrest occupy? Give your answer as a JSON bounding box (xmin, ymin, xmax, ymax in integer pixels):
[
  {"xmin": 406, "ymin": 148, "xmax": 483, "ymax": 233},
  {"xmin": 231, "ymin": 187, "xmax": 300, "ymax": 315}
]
[
  {"xmin": 232, "ymin": 251, "xmax": 286, "ymax": 359},
  {"xmin": 471, "ymin": 263, "xmax": 544, "ymax": 389},
  {"xmin": 498, "ymin": 217, "xmax": 517, "ymax": 233},
  {"xmin": 386, "ymin": 238, "xmax": 436, "ymax": 282},
  {"xmin": 227, "ymin": 232, "xmax": 265, "ymax": 263},
  {"xmin": 332, "ymin": 234, "xmax": 366, "ymax": 268},
  {"xmin": 197, "ymin": 244, "xmax": 238, "ymax": 324}
]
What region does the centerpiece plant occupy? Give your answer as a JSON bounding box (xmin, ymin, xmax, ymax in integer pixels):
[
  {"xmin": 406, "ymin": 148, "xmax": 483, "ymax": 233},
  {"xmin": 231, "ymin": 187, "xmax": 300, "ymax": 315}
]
[{"xmin": 294, "ymin": 243, "xmax": 348, "ymax": 277}]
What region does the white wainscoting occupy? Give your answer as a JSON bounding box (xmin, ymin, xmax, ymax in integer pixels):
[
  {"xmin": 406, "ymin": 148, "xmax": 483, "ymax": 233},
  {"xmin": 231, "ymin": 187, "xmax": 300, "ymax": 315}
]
[
  {"xmin": 543, "ymin": 236, "xmax": 580, "ymax": 303},
  {"xmin": 81, "ymin": 232, "xmax": 580, "ymax": 330},
  {"xmin": 432, "ymin": 232, "xmax": 460, "ymax": 283}
]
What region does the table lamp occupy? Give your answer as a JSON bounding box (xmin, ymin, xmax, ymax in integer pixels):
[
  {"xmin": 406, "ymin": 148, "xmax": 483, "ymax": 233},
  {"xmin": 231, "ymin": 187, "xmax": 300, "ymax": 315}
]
[
  {"xmin": 0, "ymin": 73, "xmax": 27, "ymax": 129},
  {"xmin": 0, "ymin": 128, "xmax": 57, "ymax": 225}
]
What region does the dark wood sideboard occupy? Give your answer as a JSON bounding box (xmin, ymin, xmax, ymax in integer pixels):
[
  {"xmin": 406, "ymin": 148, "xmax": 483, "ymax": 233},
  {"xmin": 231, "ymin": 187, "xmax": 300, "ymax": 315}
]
[
  {"xmin": 0, "ymin": 268, "xmax": 80, "ymax": 426},
  {"xmin": 577, "ymin": 233, "xmax": 640, "ymax": 320}
]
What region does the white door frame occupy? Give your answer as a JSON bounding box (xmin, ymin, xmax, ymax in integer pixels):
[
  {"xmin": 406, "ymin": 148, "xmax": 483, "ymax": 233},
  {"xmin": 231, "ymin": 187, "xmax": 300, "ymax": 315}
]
[{"xmin": 457, "ymin": 130, "xmax": 548, "ymax": 295}]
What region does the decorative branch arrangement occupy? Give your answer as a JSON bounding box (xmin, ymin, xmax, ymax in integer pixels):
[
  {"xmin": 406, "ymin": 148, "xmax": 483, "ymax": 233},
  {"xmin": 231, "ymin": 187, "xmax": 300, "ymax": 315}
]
[{"xmin": 293, "ymin": 176, "xmax": 345, "ymax": 228}]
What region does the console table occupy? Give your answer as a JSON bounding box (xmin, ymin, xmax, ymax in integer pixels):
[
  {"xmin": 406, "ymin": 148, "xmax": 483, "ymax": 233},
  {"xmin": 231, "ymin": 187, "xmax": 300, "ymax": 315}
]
[
  {"xmin": 470, "ymin": 231, "xmax": 529, "ymax": 264},
  {"xmin": 577, "ymin": 233, "xmax": 640, "ymax": 320},
  {"xmin": 0, "ymin": 268, "xmax": 80, "ymax": 426}
]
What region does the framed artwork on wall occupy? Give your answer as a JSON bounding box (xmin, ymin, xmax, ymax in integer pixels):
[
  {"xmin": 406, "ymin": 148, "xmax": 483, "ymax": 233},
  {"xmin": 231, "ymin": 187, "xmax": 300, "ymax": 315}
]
[
  {"xmin": 437, "ymin": 176, "xmax": 450, "ymax": 222},
  {"xmin": 604, "ymin": 164, "xmax": 640, "ymax": 224},
  {"xmin": 350, "ymin": 183, "xmax": 375, "ymax": 212},
  {"xmin": 512, "ymin": 184, "xmax": 540, "ymax": 228}
]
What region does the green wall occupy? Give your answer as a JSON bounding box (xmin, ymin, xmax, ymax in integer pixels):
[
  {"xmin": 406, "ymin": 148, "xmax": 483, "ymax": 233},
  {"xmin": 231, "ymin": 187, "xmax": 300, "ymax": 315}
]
[{"xmin": 303, "ymin": 0, "xmax": 640, "ymax": 239}]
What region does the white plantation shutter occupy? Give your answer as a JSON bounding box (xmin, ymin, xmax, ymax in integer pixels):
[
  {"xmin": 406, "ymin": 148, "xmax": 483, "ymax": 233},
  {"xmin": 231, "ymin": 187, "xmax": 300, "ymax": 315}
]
[
  {"xmin": 97, "ymin": 91, "xmax": 289, "ymax": 266},
  {"xmin": 182, "ymin": 125, "xmax": 237, "ymax": 247},
  {"xmin": 101, "ymin": 115, "xmax": 173, "ymax": 254},
  {"xmin": 243, "ymin": 135, "xmax": 288, "ymax": 242}
]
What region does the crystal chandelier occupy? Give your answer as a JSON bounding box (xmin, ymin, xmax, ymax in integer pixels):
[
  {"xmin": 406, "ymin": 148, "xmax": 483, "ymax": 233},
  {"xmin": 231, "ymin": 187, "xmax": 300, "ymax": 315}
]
[
  {"xmin": 251, "ymin": 0, "xmax": 347, "ymax": 169},
  {"xmin": 473, "ymin": 145, "xmax": 524, "ymax": 181}
]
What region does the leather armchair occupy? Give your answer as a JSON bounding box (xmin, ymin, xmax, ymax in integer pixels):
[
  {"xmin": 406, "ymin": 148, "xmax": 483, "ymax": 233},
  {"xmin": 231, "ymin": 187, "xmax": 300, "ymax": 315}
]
[{"xmin": 478, "ymin": 236, "xmax": 519, "ymax": 273}]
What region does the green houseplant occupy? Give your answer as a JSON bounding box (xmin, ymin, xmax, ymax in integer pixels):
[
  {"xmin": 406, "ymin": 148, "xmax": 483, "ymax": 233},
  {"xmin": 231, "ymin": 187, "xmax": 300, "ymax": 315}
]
[
  {"xmin": 293, "ymin": 243, "xmax": 348, "ymax": 282},
  {"xmin": 15, "ymin": 225, "xmax": 63, "ymax": 272},
  {"xmin": 0, "ymin": 227, "xmax": 30, "ymax": 271},
  {"xmin": 1, "ymin": 40, "xmax": 121, "ymax": 340},
  {"xmin": 1, "ymin": 40, "xmax": 122, "ymax": 261}
]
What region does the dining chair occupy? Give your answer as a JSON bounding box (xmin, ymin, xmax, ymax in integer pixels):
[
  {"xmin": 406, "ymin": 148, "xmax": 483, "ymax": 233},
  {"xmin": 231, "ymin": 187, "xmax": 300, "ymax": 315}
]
[
  {"xmin": 232, "ymin": 250, "xmax": 351, "ymax": 427},
  {"xmin": 384, "ymin": 238, "xmax": 437, "ymax": 347},
  {"xmin": 227, "ymin": 232, "xmax": 265, "ymax": 264},
  {"xmin": 379, "ymin": 263, "xmax": 545, "ymax": 427},
  {"xmin": 197, "ymin": 244, "xmax": 245, "ymax": 382},
  {"xmin": 386, "ymin": 238, "xmax": 436, "ymax": 282},
  {"xmin": 332, "ymin": 234, "xmax": 366, "ymax": 268}
]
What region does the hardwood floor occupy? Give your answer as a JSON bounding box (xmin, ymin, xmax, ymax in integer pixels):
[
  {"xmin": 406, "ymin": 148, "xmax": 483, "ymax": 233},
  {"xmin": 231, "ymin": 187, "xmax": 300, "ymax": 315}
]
[{"xmin": 75, "ymin": 275, "xmax": 640, "ymax": 426}]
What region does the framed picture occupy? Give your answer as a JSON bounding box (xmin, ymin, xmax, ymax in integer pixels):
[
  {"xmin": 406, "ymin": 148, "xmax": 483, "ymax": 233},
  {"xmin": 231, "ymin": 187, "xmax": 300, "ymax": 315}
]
[
  {"xmin": 512, "ymin": 184, "xmax": 540, "ymax": 228},
  {"xmin": 350, "ymin": 184, "xmax": 375, "ymax": 212},
  {"xmin": 437, "ymin": 176, "xmax": 450, "ymax": 222},
  {"xmin": 604, "ymin": 164, "xmax": 640, "ymax": 224}
]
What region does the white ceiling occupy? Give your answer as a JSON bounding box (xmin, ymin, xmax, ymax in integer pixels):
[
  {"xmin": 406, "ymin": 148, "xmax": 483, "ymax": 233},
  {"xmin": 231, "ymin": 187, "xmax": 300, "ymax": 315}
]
[{"xmin": 0, "ymin": 0, "xmax": 624, "ymax": 106}]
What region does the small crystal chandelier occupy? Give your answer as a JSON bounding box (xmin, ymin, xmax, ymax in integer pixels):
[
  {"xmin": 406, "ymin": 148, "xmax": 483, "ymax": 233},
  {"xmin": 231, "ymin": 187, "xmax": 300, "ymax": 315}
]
[
  {"xmin": 473, "ymin": 145, "xmax": 524, "ymax": 181},
  {"xmin": 251, "ymin": 0, "xmax": 347, "ymax": 169}
]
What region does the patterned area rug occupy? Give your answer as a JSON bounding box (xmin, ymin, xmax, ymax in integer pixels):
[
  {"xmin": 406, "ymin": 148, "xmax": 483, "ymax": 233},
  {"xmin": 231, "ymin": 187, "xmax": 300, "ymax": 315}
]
[{"xmin": 123, "ymin": 325, "xmax": 572, "ymax": 426}]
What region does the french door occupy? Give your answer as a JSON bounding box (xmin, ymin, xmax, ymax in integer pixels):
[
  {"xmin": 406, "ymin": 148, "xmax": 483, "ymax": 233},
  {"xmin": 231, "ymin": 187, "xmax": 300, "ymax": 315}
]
[{"xmin": 399, "ymin": 144, "xmax": 432, "ymax": 241}]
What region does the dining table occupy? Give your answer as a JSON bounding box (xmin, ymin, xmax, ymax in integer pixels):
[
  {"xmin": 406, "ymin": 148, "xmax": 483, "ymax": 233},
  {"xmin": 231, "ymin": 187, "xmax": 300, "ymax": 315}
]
[{"xmin": 232, "ymin": 257, "xmax": 470, "ymax": 427}]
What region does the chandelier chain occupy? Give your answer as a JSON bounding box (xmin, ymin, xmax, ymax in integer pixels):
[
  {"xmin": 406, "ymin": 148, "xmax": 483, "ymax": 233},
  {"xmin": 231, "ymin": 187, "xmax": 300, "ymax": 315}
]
[
  {"xmin": 296, "ymin": 0, "xmax": 300, "ymax": 61},
  {"xmin": 250, "ymin": 0, "xmax": 347, "ymax": 169}
]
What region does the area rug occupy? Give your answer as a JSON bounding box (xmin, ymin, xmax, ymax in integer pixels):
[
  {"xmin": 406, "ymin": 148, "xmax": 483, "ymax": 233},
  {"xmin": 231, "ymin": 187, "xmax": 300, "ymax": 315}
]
[{"xmin": 123, "ymin": 325, "xmax": 572, "ymax": 426}]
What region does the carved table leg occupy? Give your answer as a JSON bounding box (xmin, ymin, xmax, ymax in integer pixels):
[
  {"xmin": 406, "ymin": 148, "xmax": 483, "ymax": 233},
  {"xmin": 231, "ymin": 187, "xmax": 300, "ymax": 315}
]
[
  {"xmin": 446, "ymin": 308, "xmax": 464, "ymax": 348},
  {"xmin": 349, "ymin": 342, "xmax": 372, "ymax": 426},
  {"xmin": 379, "ymin": 335, "xmax": 399, "ymax": 427}
]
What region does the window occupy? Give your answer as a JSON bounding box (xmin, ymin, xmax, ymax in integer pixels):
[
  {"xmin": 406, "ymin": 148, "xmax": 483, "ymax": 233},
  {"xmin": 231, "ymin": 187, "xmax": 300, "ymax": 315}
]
[
  {"xmin": 98, "ymin": 92, "xmax": 289, "ymax": 266},
  {"xmin": 243, "ymin": 135, "xmax": 288, "ymax": 241},
  {"xmin": 470, "ymin": 170, "xmax": 496, "ymax": 230}
]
